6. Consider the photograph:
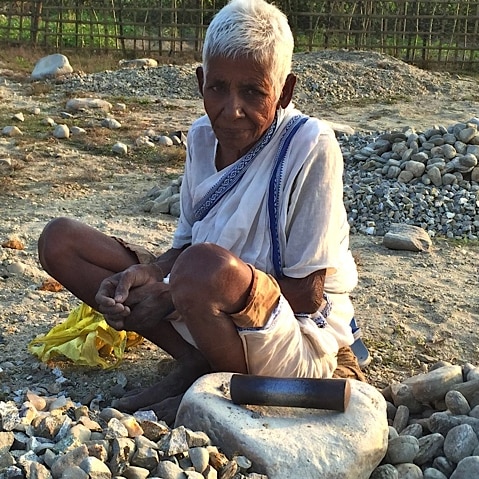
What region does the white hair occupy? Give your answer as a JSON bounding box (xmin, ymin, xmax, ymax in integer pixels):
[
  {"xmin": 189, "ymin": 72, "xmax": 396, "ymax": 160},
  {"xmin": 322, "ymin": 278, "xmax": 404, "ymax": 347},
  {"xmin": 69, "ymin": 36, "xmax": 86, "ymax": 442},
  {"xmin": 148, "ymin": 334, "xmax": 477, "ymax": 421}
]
[{"xmin": 202, "ymin": 0, "xmax": 294, "ymax": 97}]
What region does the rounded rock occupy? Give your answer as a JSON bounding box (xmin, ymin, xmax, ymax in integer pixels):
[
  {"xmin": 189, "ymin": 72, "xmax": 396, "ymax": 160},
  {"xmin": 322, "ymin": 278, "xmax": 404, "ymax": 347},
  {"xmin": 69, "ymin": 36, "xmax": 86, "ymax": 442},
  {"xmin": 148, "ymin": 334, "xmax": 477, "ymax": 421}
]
[
  {"xmin": 395, "ymin": 463, "xmax": 423, "ymax": 479},
  {"xmin": 445, "ymin": 390, "xmax": 471, "ymax": 415},
  {"xmin": 443, "ymin": 423, "xmax": 479, "ymax": 463},
  {"xmin": 450, "ymin": 456, "xmax": 479, "ymax": 479},
  {"xmin": 370, "ymin": 464, "xmax": 399, "ymax": 479},
  {"xmin": 423, "ymin": 468, "xmax": 448, "ymax": 479},
  {"xmin": 53, "ymin": 124, "xmax": 70, "ymax": 139},
  {"xmin": 385, "ymin": 435, "xmax": 420, "ymax": 465}
]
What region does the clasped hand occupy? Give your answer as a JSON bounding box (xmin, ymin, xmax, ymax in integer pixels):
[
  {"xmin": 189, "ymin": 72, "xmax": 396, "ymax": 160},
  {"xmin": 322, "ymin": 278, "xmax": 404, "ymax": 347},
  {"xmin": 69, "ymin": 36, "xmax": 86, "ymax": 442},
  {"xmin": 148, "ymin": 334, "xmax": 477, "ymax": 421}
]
[{"xmin": 95, "ymin": 263, "xmax": 173, "ymax": 332}]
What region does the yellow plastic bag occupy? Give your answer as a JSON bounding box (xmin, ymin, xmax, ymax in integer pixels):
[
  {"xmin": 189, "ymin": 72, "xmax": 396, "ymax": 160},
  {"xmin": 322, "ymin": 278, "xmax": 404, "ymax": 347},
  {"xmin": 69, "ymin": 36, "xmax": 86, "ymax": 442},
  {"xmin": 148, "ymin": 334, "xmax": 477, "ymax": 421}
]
[{"xmin": 28, "ymin": 302, "xmax": 143, "ymax": 369}]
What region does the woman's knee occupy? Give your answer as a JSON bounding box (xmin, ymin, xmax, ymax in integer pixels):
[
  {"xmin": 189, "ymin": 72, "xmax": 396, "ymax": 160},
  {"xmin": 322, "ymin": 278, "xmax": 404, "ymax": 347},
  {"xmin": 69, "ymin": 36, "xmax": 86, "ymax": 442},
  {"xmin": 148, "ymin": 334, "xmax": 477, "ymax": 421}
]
[
  {"xmin": 38, "ymin": 217, "xmax": 79, "ymax": 267},
  {"xmin": 170, "ymin": 243, "xmax": 253, "ymax": 309}
]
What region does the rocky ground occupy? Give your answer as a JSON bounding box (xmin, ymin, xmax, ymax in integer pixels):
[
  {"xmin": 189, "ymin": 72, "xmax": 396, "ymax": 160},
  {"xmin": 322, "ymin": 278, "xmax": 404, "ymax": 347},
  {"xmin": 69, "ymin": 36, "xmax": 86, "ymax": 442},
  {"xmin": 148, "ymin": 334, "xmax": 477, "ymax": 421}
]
[{"xmin": 0, "ymin": 50, "xmax": 478, "ymax": 414}]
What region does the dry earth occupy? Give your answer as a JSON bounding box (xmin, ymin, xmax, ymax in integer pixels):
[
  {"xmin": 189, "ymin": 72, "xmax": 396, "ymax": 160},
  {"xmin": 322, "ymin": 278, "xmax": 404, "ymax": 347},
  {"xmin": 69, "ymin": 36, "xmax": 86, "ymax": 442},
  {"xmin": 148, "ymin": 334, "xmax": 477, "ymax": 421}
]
[{"xmin": 0, "ymin": 53, "xmax": 478, "ymax": 410}]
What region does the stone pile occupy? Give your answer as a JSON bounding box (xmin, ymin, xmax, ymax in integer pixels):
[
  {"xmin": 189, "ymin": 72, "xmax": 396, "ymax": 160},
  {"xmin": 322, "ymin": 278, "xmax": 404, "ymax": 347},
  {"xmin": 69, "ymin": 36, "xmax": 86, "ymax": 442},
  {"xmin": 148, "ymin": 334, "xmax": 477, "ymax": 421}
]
[
  {"xmin": 342, "ymin": 119, "xmax": 479, "ymax": 187},
  {"xmin": 341, "ymin": 119, "xmax": 479, "ymax": 239},
  {"xmin": 3, "ymin": 362, "xmax": 479, "ymax": 478},
  {"xmin": 140, "ymin": 118, "xmax": 479, "ymax": 240},
  {"xmin": 141, "ymin": 177, "xmax": 183, "ymax": 218},
  {"xmin": 371, "ymin": 362, "xmax": 479, "ymax": 479},
  {"xmin": 0, "ymin": 394, "xmax": 264, "ymax": 479},
  {"xmin": 53, "ymin": 51, "xmax": 463, "ymax": 108}
]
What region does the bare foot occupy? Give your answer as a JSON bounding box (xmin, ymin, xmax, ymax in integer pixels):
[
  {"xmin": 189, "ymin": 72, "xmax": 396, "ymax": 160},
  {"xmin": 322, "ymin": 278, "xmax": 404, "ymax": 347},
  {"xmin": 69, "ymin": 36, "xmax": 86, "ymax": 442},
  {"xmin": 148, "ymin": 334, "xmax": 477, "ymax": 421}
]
[
  {"xmin": 139, "ymin": 394, "xmax": 185, "ymax": 426},
  {"xmin": 111, "ymin": 350, "xmax": 211, "ymax": 419}
]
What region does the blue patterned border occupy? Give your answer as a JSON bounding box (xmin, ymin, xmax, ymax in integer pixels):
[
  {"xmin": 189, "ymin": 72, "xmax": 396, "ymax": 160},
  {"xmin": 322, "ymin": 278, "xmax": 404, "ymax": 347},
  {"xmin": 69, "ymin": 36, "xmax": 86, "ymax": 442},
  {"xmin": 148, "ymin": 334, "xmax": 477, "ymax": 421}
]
[
  {"xmin": 267, "ymin": 115, "xmax": 309, "ymax": 278},
  {"xmin": 193, "ymin": 117, "xmax": 278, "ymax": 221}
]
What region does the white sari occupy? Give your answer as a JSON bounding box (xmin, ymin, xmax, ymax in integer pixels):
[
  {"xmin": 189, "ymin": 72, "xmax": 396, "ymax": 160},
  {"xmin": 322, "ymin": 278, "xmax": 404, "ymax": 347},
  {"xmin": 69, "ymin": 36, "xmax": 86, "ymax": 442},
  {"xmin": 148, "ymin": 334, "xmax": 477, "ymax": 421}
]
[{"xmin": 172, "ymin": 105, "xmax": 358, "ymax": 363}]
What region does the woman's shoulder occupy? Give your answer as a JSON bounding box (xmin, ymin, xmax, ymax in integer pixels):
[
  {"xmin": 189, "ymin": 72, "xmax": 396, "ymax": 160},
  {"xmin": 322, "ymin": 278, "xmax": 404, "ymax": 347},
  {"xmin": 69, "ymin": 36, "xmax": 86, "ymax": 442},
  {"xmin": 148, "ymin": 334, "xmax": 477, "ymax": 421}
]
[
  {"xmin": 304, "ymin": 116, "xmax": 337, "ymax": 140},
  {"xmin": 187, "ymin": 115, "xmax": 216, "ymax": 147},
  {"xmin": 189, "ymin": 114, "xmax": 212, "ymax": 134}
]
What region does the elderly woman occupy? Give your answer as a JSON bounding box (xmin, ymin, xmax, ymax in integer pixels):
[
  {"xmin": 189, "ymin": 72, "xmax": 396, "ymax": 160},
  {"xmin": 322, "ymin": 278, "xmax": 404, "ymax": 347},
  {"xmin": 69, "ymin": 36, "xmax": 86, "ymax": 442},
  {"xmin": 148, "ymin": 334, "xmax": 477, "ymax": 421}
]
[{"xmin": 38, "ymin": 0, "xmax": 367, "ymax": 425}]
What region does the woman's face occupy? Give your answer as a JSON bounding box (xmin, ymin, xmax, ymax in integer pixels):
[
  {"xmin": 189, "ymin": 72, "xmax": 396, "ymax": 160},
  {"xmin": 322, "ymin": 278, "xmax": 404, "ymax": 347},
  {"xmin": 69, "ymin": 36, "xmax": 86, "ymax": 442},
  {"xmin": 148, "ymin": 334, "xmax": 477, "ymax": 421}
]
[{"xmin": 196, "ymin": 56, "xmax": 295, "ymax": 162}]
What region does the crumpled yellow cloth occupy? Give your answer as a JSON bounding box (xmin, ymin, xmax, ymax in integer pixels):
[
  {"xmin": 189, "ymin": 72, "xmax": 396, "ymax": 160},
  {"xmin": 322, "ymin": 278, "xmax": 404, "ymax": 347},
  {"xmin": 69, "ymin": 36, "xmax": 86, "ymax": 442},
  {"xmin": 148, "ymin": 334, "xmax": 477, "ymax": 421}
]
[{"xmin": 28, "ymin": 302, "xmax": 143, "ymax": 369}]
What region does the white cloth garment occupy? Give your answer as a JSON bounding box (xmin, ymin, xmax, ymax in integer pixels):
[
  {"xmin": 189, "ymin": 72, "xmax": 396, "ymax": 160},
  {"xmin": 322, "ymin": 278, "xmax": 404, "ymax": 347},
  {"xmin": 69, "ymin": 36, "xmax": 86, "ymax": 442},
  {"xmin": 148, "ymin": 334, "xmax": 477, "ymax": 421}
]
[{"xmin": 172, "ymin": 104, "xmax": 358, "ymax": 366}]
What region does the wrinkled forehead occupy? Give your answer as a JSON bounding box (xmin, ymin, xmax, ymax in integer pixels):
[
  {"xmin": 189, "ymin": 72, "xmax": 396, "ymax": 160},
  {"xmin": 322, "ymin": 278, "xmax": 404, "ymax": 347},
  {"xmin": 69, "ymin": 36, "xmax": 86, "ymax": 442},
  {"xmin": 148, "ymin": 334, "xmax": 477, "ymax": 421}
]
[{"xmin": 203, "ymin": 53, "xmax": 279, "ymax": 90}]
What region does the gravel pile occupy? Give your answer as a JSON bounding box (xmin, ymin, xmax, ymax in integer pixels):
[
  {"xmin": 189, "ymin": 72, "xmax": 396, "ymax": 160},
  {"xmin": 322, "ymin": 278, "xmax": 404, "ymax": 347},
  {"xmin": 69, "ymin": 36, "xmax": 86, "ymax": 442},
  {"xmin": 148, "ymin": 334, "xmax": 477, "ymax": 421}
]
[
  {"xmin": 339, "ymin": 123, "xmax": 479, "ymax": 240},
  {"xmin": 0, "ymin": 395, "xmax": 261, "ymax": 479},
  {"xmin": 57, "ymin": 50, "xmax": 463, "ymax": 107},
  {"xmin": 55, "ymin": 50, "xmax": 478, "ymax": 240}
]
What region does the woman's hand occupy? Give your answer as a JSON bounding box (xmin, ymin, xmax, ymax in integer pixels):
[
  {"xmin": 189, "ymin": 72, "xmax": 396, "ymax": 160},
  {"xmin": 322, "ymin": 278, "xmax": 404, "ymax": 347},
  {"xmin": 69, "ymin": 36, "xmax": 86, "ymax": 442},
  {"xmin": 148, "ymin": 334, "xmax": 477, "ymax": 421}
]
[{"xmin": 95, "ymin": 263, "xmax": 173, "ymax": 332}]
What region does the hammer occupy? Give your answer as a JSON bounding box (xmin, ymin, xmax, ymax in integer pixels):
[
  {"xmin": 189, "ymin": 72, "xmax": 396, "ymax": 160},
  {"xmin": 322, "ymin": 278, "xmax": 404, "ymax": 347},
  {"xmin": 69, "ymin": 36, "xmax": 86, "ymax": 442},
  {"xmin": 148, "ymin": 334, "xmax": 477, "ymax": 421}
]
[{"xmin": 230, "ymin": 375, "xmax": 351, "ymax": 412}]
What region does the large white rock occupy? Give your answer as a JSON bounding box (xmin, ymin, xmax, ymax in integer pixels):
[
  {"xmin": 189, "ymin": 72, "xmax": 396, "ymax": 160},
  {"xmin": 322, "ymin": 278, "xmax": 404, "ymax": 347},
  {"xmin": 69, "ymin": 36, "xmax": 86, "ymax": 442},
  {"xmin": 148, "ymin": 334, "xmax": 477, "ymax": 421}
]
[
  {"xmin": 176, "ymin": 373, "xmax": 388, "ymax": 479},
  {"xmin": 66, "ymin": 98, "xmax": 113, "ymax": 112},
  {"xmin": 31, "ymin": 54, "xmax": 73, "ymax": 80}
]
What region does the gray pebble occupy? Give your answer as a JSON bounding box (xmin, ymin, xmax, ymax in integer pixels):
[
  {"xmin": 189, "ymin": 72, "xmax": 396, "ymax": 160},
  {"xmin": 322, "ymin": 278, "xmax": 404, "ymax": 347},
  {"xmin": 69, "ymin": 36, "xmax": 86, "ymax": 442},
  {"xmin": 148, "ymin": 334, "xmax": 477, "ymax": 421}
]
[
  {"xmin": 450, "ymin": 456, "xmax": 479, "ymax": 479},
  {"xmin": 443, "ymin": 424, "xmax": 479, "ymax": 463}
]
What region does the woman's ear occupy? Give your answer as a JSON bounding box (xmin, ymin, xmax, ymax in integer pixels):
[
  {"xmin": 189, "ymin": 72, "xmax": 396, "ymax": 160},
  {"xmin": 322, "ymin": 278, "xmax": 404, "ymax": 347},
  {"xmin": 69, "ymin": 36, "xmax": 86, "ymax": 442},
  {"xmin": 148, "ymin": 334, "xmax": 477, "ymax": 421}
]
[
  {"xmin": 196, "ymin": 66, "xmax": 205, "ymax": 97},
  {"xmin": 279, "ymin": 73, "xmax": 297, "ymax": 109}
]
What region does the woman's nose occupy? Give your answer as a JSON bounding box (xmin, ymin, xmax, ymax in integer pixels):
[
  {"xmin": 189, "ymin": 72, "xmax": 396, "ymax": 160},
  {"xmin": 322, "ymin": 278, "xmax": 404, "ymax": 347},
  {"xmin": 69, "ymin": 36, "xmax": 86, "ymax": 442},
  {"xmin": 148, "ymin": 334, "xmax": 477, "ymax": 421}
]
[{"xmin": 223, "ymin": 93, "xmax": 245, "ymax": 118}]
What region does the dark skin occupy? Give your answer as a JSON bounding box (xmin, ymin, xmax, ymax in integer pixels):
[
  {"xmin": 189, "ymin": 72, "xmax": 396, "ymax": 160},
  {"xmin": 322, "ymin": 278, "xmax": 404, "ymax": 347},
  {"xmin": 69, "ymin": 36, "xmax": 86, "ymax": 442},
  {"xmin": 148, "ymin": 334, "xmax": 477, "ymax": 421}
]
[{"xmin": 37, "ymin": 55, "xmax": 326, "ymax": 424}]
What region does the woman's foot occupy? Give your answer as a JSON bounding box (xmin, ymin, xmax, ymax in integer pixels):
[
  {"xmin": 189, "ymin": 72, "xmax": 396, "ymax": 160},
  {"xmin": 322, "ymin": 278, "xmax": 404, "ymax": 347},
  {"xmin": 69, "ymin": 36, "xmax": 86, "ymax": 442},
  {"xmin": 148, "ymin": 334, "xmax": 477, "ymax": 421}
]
[{"xmin": 111, "ymin": 351, "xmax": 211, "ymax": 423}]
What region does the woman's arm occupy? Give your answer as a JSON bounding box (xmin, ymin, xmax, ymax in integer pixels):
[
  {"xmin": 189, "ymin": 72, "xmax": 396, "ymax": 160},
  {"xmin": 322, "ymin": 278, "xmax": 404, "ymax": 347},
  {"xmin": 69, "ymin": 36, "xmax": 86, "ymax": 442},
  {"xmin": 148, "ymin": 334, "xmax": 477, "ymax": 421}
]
[
  {"xmin": 154, "ymin": 244, "xmax": 191, "ymax": 277},
  {"xmin": 277, "ymin": 269, "xmax": 326, "ymax": 314}
]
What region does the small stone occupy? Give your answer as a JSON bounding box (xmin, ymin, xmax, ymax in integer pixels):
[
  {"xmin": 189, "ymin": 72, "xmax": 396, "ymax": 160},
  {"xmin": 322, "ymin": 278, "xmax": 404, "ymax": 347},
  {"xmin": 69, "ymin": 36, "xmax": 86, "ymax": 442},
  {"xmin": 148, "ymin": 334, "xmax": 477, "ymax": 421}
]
[
  {"xmin": 445, "ymin": 390, "xmax": 471, "ymax": 415},
  {"xmin": 112, "ymin": 142, "xmax": 128, "ymax": 155},
  {"xmin": 101, "ymin": 118, "xmax": 122, "ymax": 129},
  {"xmin": 443, "ymin": 424, "xmax": 479, "ymax": 463},
  {"xmin": 383, "ymin": 223, "xmax": 432, "ymax": 252},
  {"xmin": 79, "ymin": 456, "xmax": 112, "ymax": 478},
  {"xmin": 2, "ymin": 126, "xmax": 23, "ymax": 136},
  {"xmin": 31, "ymin": 53, "xmax": 73, "ymax": 80},
  {"xmin": 53, "ymin": 124, "xmax": 70, "ymax": 139},
  {"xmin": 157, "ymin": 135, "xmax": 174, "ymax": 146},
  {"xmin": 189, "ymin": 447, "xmax": 209, "ymax": 473},
  {"xmin": 450, "ymin": 456, "xmax": 479, "ymax": 478}
]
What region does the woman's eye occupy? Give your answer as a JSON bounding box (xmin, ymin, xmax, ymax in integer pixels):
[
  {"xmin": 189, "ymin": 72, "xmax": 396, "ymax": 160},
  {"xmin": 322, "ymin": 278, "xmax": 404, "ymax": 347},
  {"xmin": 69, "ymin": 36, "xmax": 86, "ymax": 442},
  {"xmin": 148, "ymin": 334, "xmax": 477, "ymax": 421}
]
[
  {"xmin": 209, "ymin": 84, "xmax": 224, "ymax": 93},
  {"xmin": 244, "ymin": 88, "xmax": 263, "ymax": 97}
]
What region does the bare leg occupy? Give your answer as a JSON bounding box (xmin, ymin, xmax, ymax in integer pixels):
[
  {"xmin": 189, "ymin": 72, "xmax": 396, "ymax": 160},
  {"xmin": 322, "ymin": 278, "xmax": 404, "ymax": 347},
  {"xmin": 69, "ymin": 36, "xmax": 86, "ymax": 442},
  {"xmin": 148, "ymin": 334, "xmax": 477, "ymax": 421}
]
[
  {"xmin": 113, "ymin": 244, "xmax": 255, "ymax": 421},
  {"xmin": 38, "ymin": 217, "xmax": 210, "ymax": 395},
  {"xmin": 38, "ymin": 217, "xmax": 139, "ymax": 308},
  {"xmin": 170, "ymin": 242, "xmax": 254, "ymax": 374},
  {"xmin": 38, "ymin": 221, "xmax": 252, "ymax": 422}
]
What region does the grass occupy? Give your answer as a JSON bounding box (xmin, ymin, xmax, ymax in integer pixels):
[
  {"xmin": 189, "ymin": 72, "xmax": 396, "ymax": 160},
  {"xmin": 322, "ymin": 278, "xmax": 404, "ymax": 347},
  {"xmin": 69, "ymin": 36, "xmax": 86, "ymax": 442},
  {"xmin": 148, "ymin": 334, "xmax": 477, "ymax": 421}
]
[
  {"xmin": 0, "ymin": 74, "xmax": 186, "ymax": 194},
  {"xmin": 0, "ymin": 45, "xmax": 196, "ymax": 76},
  {"xmin": 0, "ymin": 46, "xmax": 124, "ymax": 74}
]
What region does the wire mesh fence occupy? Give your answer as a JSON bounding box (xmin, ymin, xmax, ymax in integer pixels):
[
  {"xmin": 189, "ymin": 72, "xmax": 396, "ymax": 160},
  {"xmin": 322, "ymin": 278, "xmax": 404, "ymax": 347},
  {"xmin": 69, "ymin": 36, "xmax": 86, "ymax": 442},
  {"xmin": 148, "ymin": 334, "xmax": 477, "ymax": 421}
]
[{"xmin": 0, "ymin": 0, "xmax": 478, "ymax": 71}]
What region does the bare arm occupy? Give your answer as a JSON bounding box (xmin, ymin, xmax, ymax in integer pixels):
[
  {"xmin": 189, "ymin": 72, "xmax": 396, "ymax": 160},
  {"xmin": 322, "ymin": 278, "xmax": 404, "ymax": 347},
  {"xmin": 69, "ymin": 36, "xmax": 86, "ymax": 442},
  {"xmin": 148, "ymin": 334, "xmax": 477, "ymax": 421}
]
[
  {"xmin": 277, "ymin": 269, "xmax": 326, "ymax": 314},
  {"xmin": 154, "ymin": 244, "xmax": 190, "ymax": 276}
]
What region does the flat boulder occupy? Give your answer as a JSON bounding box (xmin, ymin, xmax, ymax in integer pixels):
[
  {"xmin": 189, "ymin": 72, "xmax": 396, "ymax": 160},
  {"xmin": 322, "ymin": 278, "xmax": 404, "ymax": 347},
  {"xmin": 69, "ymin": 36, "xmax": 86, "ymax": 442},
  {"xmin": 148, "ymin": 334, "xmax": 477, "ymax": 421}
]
[
  {"xmin": 65, "ymin": 98, "xmax": 113, "ymax": 113},
  {"xmin": 176, "ymin": 373, "xmax": 388, "ymax": 479},
  {"xmin": 31, "ymin": 54, "xmax": 73, "ymax": 80},
  {"xmin": 383, "ymin": 223, "xmax": 432, "ymax": 251},
  {"xmin": 119, "ymin": 58, "xmax": 158, "ymax": 68}
]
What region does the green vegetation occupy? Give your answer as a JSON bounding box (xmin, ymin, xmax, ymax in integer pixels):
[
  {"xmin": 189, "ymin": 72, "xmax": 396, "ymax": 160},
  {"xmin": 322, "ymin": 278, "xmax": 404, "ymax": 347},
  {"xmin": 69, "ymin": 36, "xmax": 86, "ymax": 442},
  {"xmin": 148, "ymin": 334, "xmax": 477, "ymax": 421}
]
[{"xmin": 0, "ymin": 0, "xmax": 478, "ymax": 72}]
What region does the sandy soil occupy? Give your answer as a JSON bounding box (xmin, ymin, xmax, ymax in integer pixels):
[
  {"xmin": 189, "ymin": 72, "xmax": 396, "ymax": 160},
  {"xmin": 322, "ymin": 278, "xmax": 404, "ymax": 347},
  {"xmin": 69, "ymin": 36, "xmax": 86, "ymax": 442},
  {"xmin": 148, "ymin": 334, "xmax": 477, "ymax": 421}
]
[{"xmin": 0, "ymin": 65, "xmax": 478, "ymax": 408}]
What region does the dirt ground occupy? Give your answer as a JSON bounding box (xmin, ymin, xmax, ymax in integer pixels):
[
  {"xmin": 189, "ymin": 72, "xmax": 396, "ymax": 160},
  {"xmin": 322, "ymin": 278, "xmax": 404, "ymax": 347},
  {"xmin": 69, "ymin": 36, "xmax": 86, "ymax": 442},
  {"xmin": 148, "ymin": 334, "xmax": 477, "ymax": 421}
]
[{"xmin": 0, "ymin": 62, "xmax": 478, "ymax": 409}]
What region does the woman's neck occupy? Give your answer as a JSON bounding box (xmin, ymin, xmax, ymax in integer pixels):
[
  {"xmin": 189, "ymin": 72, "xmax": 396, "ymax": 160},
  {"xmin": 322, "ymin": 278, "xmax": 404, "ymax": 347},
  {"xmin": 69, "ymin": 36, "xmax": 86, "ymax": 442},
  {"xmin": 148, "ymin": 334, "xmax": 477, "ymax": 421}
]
[{"xmin": 215, "ymin": 144, "xmax": 242, "ymax": 170}]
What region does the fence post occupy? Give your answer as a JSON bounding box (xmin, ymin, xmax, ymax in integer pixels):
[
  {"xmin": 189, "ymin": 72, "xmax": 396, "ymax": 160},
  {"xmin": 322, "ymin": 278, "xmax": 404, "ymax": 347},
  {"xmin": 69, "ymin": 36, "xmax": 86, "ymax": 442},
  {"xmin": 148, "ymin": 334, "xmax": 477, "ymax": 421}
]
[{"xmin": 31, "ymin": 0, "xmax": 44, "ymax": 45}]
